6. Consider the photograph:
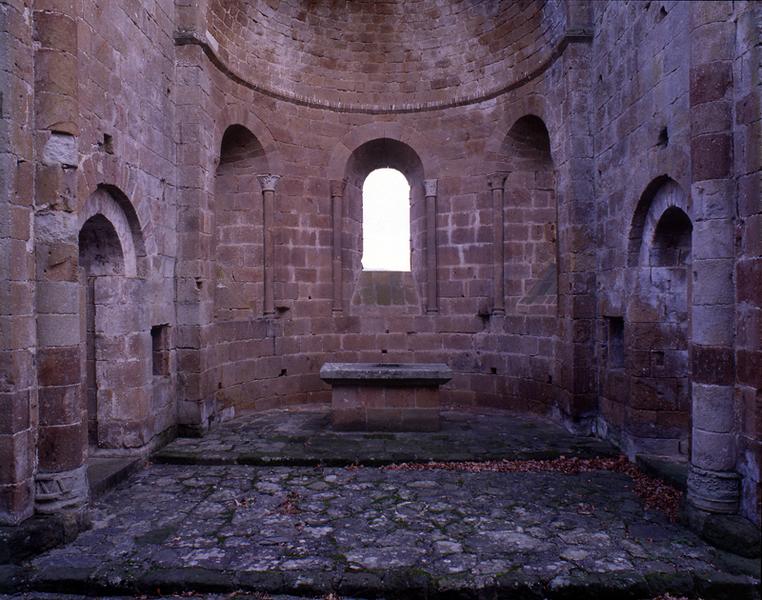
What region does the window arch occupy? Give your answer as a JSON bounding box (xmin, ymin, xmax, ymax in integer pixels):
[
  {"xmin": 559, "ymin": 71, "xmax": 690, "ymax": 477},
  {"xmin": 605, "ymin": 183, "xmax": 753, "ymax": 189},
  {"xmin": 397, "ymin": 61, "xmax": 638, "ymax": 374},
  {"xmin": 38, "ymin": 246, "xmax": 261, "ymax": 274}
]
[
  {"xmin": 361, "ymin": 168, "xmax": 411, "ymax": 272},
  {"xmin": 336, "ymin": 137, "xmax": 426, "ymax": 314}
]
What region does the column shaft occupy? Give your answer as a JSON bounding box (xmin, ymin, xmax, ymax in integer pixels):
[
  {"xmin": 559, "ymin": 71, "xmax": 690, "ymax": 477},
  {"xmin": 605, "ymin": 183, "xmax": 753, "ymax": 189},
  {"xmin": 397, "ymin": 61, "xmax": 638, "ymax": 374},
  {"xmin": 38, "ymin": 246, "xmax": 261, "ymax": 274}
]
[
  {"xmin": 257, "ymin": 175, "xmax": 281, "ymax": 316},
  {"xmin": 330, "ymin": 179, "xmax": 346, "ymax": 312},
  {"xmin": 33, "ymin": 0, "xmax": 88, "ymax": 515},
  {"xmin": 489, "ymin": 173, "xmax": 508, "ymax": 315},
  {"xmin": 686, "ymin": 0, "xmax": 739, "ymax": 514},
  {"xmin": 424, "ymin": 179, "xmax": 438, "ymax": 313}
]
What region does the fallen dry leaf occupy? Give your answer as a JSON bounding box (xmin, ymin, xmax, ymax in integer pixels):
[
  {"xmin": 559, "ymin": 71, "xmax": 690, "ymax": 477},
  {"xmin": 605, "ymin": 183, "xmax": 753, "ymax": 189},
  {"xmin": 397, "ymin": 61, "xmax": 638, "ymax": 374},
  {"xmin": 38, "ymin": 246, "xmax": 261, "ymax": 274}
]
[{"xmin": 383, "ymin": 455, "xmax": 683, "ymax": 521}]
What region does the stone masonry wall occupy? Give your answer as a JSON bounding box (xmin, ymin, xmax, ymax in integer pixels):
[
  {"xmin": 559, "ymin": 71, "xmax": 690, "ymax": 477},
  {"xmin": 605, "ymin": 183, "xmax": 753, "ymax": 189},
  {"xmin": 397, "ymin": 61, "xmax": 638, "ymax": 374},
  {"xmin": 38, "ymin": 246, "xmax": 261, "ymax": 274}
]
[
  {"xmin": 592, "ymin": 0, "xmax": 693, "ymax": 456},
  {"xmin": 0, "ymin": 0, "xmax": 758, "ymax": 529},
  {"xmin": 180, "ymin": 52, "xmax": 574, "ymax": 427},
  {"xmin": 75, "ymin": 0, "xmax": 178, "ymax": 451},
  {"xmin": 591, "ymin": 0, "xmax": 761, "ymax": 525}
]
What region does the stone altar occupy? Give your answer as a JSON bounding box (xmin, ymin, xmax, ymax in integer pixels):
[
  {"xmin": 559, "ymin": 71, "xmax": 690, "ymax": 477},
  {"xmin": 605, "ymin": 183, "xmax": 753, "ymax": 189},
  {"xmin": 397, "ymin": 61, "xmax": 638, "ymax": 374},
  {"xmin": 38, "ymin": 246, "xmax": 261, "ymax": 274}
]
[{"xmin": 319, "ymin": 363, "xmax": 452, "ymax": 431}]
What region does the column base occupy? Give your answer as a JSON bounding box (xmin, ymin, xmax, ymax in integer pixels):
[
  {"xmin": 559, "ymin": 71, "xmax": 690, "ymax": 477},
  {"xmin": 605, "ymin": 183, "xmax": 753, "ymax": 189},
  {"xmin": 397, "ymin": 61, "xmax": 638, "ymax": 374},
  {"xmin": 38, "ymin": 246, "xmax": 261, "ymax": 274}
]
[
  {"xmin": 0, "ymin": 510, "xmax": 91, "ymax": 564},
  {"xmin": 34, "ymin": 465, "xmax": 88, "ymax": 515},
  {"xmin": 686, "ymin": 464, "xmax": 740, "ymax": 514},
  {"xmin": 683, "ymin": 503, "xmax": 761, "ymax": 558}
]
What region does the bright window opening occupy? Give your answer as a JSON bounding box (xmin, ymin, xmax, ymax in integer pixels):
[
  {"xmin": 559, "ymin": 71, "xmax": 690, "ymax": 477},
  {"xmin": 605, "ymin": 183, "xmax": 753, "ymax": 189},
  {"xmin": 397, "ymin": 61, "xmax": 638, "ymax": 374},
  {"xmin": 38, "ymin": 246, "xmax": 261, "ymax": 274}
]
[{"xmin": 362, "ymin": 168, "xmax": 411, "ymax": 271}]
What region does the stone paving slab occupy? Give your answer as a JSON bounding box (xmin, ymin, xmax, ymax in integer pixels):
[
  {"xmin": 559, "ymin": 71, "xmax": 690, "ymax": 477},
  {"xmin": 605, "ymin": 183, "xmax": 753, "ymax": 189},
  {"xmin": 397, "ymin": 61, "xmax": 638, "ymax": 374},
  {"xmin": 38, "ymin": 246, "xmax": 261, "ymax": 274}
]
[
  {"xmin": 154, "ymin": 408, "xmax": 618, "ymax": 466},
  {"xmin": 0, "ymin": 594, "xmax": 335, "ymax": 600},
  {"xmin": 8, "ymin": 464, "xmax": 759, "ymax": 599}
]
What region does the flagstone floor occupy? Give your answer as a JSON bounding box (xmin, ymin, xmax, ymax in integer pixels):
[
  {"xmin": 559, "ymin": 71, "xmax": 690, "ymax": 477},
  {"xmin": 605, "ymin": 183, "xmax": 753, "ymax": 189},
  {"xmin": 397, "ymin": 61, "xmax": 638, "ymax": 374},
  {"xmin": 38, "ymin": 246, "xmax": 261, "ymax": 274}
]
[{"xmin": 2, "ymin": 408, "xmax": 759, "ymax": 599}]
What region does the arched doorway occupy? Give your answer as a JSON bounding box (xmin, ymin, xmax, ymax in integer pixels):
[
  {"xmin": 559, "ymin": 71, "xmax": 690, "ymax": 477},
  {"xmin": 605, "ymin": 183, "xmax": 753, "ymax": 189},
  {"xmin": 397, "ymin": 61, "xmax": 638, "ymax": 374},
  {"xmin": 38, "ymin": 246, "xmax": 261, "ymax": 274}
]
[
  {"xmin": 77, "ymin": 186, "xmax": 149, "ymax": 452},
  {"xmin": 79, "ymin": 215, "xmax": 125, "ymax": 448},
  {"xmin": 626, "ymin": 178, "xmax": 692, "ymax": 458}
]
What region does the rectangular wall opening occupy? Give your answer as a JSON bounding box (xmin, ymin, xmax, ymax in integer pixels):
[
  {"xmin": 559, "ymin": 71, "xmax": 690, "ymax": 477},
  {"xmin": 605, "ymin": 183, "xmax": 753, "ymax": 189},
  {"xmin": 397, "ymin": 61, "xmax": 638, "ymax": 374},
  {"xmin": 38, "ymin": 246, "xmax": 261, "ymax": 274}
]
[
  {"xmin": 151, "ymin": 324, "xmax": 170, "ymax": 377},
  {"xmin": 607, "ymin": 317, "xmax": 625, "ymax": 369}
]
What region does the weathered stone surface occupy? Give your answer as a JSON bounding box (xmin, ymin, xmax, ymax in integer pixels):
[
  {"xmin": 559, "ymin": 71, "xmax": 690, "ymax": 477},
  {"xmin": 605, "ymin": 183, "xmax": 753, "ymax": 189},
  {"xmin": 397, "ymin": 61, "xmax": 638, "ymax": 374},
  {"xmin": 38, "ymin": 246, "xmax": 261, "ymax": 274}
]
[
  {"xmin": 3, "ymin": 462, "xmax": 758, "ymax": 598},
  {"xmin": 154, "ymin": 407, "xmax": 619, "ymax": 466},
  {"xmin": 320, "ymin": 362, "xmax": 452, "ymax": 385}
]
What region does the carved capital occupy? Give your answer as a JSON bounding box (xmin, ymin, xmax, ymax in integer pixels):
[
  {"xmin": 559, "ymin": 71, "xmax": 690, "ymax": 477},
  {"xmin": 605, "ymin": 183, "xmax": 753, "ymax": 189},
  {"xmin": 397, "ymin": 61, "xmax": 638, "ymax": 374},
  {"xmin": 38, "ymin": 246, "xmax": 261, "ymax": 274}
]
[
  {"xmin": 257, "ymin": 174, "xmax": 281, "ymax": 192},
  {"xmin": 487, "ymin": 171, "xmax": 509, "ymax": 190},
  {"xmin": 423, "ymin": 179, "xmax": 438, "ymax": 197},
  {"xmin": 330, "ymin": 178, "xmax": 347, "ymax": 198}
]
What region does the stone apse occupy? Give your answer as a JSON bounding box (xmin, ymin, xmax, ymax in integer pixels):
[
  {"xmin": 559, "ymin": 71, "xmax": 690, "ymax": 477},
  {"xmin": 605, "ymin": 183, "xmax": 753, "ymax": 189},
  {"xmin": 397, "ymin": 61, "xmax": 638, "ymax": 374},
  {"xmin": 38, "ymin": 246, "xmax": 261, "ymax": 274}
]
[{"xmin": 0, "ymin": 0, "xmax": 760, "ymax": 532}]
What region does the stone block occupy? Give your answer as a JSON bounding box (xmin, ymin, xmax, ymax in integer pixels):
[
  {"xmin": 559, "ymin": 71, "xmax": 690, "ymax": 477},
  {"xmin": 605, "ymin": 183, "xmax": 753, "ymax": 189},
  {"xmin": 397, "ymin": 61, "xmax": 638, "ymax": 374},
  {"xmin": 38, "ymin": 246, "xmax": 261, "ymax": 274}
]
[
  {"xmin": 0, "ymin": 478, "xmax": 34, "ymax": 525},
  {"xmin": 35, "ymin": 51, "xmax": 77, "ymax": 101},
  {"xmin": 736, "ymin": 258, "xmax": 762, "ymax": 305},
  {"xmin": 0, "ymin": 390, "xmax": 30, "ymax": 435},
  {"xmin": 691, "ymin": 345, "xmax": 734, "ymax": 385},
  {"xmin": 691, "ymin": 179, "xmax": 735, "ymax": 220},
  {"xmin": 37, "ymin": 313, "xmax": 79, "ymax": 347},
  {"xmin": 331, "ymin": 407, "xmax": 366, "ymax": 431},
  {"xmin": 691, "ymin": 133, "xmax": 732, "ymax": 181},
  {"xmin": 37, "ymin": 422, "xmax": 85, "ymax": 473},
  {"xmin": 36, "ymin": 281, "xmax": 79, "ymax": 314},
  {"xmin": 365, "ymin": 408, "xmax": 404, "ymax": 431},
  {"xmin": 38, "ymin": 384, "xmax": 80, "ymax": 427},
  {"xmin": 691, "ymin": 305, "xmax": 734, "ymax": 346},
  {"xmin": 692, "ymin": 383, "xmax": 734, "ymax": 433},
  {"xmin": 692, "ymin": 220, "xmax": 734, "ymax": 260},
  {"xmin": 692, "ymin": 259, "xmax": 734, "ymax": 305},
  {"xmin": 0, "ymin": 430, "xmax": 34, "ymax": 481},
  {"xmin": 692, "ymin": 429, "xmax": 736, "ymax": 471},
  {"xmin": 37, "ymin": 346, "xmax": 80, "ymax": 386},
  {"xmin": 736, "ymin": 350, "xmax": 762, "ymax": 389},
  {"xmin": 630, "ymin": 376, "xmax": 678, "ymax": 411}
]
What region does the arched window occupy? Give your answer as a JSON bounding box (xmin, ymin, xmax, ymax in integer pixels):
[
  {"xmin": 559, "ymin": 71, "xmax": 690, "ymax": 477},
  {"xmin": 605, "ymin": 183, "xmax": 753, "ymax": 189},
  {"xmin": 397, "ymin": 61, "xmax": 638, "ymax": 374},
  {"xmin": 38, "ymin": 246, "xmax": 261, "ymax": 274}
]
[{"xmin": 361, "ymin": 168, "xmax": 411, "ymax": 271}]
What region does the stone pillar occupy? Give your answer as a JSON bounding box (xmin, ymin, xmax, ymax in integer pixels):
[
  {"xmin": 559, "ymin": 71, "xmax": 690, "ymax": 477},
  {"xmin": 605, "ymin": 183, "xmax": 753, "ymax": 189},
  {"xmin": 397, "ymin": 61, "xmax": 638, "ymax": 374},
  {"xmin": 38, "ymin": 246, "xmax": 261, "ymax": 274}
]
[
  {"xmin": 33, "ymin": 0, "xmax": 88, "ymax": 514},
  {"xmin": 423, "ymin": 179, "xmax": 439, "ymax": 313},
  {"xmin": 488, "ymin": 172, "xmax": 508, "ymax": 315},
  {"xmin": 554, "ymin": 29, "xmax": 596, "ymax": 432},
  {"xmin": 733, "ymin": 0, "xmax": 762, "ymax": 526},
  {"xmin": 175, "ymin": 0, "xmax": 210, "ymax": 36},
  {"xmin": 330, "ymin": 179, "xmax": 346, "ymax": 313},
  {"xmin": 257, "ymin": 174, "xmax": 280, "ymax": 316},
  {"xmin": 0, "ymin": 1, "xmax": 35, "ymax": 525},
  {"xmin": 686, "ymin": 1, "xmax": 739, "ymax": 514}
]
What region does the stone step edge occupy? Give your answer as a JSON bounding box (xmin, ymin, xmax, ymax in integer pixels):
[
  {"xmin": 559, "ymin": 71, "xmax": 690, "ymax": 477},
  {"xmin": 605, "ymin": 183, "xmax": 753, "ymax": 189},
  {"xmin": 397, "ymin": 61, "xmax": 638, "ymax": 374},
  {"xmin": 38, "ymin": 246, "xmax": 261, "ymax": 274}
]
[
  {"xmin": 151, "ymin": 449, "xmax": 618, "ymax": 467},
  {"xmin": 3, "ymin": 564, "xmax": 759, "ymax": 600}
]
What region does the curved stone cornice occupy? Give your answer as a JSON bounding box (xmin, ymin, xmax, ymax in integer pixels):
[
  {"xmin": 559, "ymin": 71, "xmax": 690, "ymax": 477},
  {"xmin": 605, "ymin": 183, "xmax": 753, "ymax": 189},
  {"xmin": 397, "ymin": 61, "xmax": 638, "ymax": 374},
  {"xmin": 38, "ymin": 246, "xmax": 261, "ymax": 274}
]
[{"xmin": 174, "ymin": 28, "xmax": 593, "ymax": 115}]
